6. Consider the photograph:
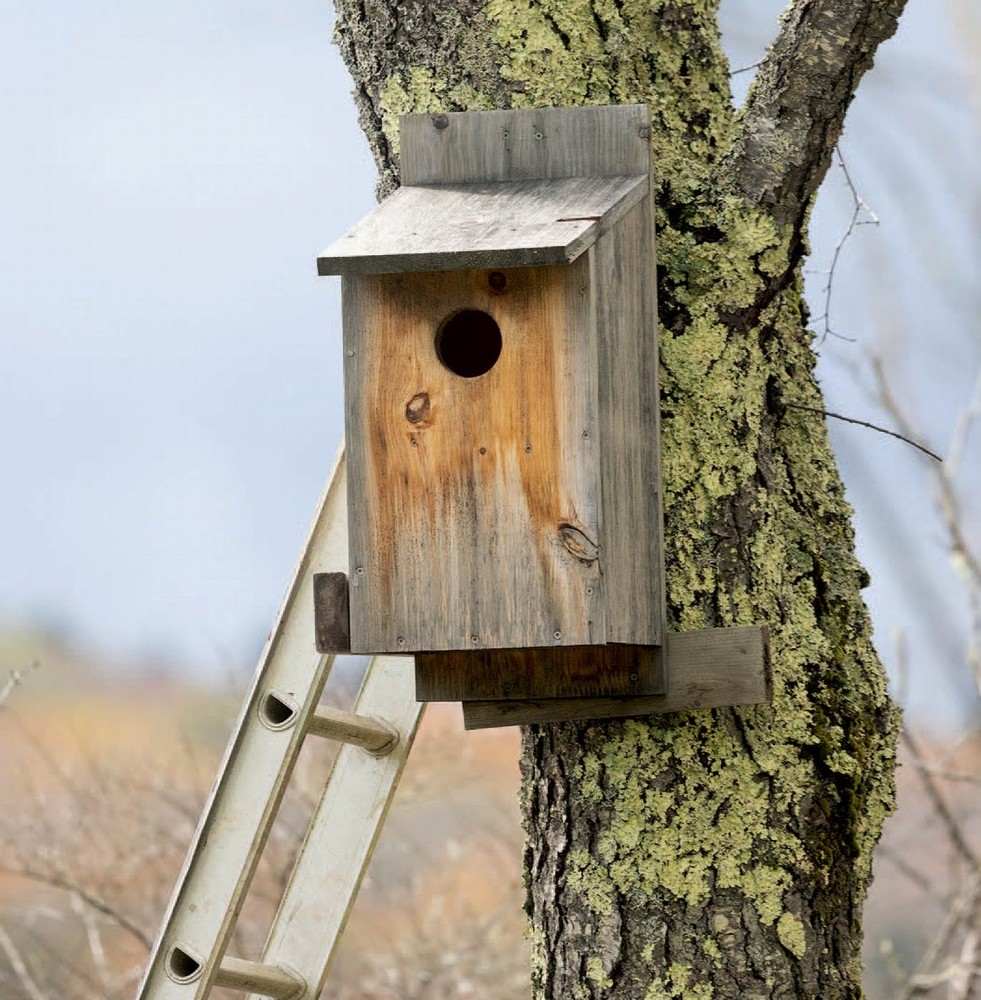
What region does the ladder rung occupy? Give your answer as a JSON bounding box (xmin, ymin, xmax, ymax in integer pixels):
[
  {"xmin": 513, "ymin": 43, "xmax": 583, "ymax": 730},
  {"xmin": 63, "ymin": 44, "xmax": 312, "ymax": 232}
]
[
  {"xmin": 215, "ymin": 957, "xmax": 304, "ymax": 999},
  {"xmin": 306, "ymin": 704, "xmax": 398, "ymax": 754},
  {"xmin": 135, "ymin": 450, "xmax": 350, "ymax": 1000},
  {"xmin": 250, "ymin": 656, "xmax": 423, "ymax": 997}
]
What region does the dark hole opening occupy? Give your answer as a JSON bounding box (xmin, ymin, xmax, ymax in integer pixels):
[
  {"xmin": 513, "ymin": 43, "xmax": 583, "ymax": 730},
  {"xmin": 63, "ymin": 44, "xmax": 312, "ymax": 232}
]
[
  {"xmin": 261, "ymin": 692, "xmax": 296, "ymax": 728},
  {"xmin": 435, "ymin": 309, "xmax": 502, "ymax": 378},
  {"xmin": 168, "ymin": 947, "xmax": 202, "ymax": 981}
]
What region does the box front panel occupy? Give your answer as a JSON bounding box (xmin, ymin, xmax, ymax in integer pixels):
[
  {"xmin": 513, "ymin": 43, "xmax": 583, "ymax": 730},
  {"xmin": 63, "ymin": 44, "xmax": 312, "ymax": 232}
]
[{"xmin": 342, "ymin": 262, "xmax": 605, "ymax": 653}]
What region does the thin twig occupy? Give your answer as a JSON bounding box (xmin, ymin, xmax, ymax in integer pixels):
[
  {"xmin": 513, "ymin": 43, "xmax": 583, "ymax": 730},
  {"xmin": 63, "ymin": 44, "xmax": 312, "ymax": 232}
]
[
  {"xmin": 901, "ymin": 729, "xmax": 978, "ymax": 871},
  {"xmin": 950, "ymin": 928, "xmax": 979, "ymax": 1000},
  {"xmin": 917, "ymin": 767, "xmax": 981, "ymax": 786},
  {"xmin": 0, "ymin": 921, "xmax": 46, "ymax": 1000},
  {"xmin": 71, "ymin": 890, "xmax": 112, "ymax": 990},
  {"xmin": 896, "ymin": 872, "xmax": 979, "ymax": 1000},
  {"xmin": 784, "ymin": 401, "xmax": 943, "ymax": 462},
  {"xmin": 730, "ymin": 60, "xmax": 762, "ymax": 76},
  {"xmin": 873, "ymin": 356, "xmax": 981, "ymax": 690},
  {"xmin": 810, "ymin": 147, "xmax": 880, "ymax": 343},
  {"xmin": 0, "ymin": 864, "xmax": 153, "ymax": 951},
  {"xmin": 877, "ymin": 845, "xmax": 937, "ymax": 897},
  {"xmin": 0, "ymin": 665, "xmax": 36, "ymax": 709}
]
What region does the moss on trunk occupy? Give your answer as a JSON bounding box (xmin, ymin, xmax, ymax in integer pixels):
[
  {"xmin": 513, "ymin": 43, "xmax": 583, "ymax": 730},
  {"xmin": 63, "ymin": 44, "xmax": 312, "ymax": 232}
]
[{"xmin": 332, "ymin": 0, "xmax": 904, "ymax": 995}]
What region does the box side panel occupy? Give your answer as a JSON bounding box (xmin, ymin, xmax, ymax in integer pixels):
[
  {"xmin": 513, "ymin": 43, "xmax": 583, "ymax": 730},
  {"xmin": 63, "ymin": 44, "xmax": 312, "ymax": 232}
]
[
  {"xmin": 595, "ymin": 196, "xmax": 665, "ymax": 645},
  {"xmin": 342, "ymin": 263, "xmax": 605, "ymax": 653}
]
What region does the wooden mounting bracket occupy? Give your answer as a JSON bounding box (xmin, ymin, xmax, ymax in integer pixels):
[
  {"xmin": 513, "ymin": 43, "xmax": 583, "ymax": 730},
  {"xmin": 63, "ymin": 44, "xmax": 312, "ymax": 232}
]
[
  {"xmin": 314, "ymin": 573, "xmax": 770, "ymax": 729},
  {"xmin": 461, "ymin": 625, "xmax": 770, "ymax": 729}
]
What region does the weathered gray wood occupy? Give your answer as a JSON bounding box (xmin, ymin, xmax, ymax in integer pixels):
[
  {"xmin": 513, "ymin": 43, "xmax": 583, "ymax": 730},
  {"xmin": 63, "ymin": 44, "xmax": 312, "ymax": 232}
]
[
  {"xmin": 460, "ymin": 625, "xmax": 770, "ymax": 729},
  {"xmin": 317, "ymin": 174, "xmax": 647, "ymax": 275},
  {"xmin": 343, "ymin": 256, "xmax": 604, "ymax": 653},
  {"xmin": 595, "ymin": 196, "xmax": 665, "ymax": 645},
  {"xmin": 415, "ymin": 644, "xmax": 666, "ymax": 702},
  {"xmin": 313, "ymin": 572, "xmax": 351, "ymax": 653},
  {"xmin": 335, "ymin": 102, "xmax": 664, "ymax": 669},
  {"xmin": 400, "ymin": 104, "xmax": 651, "ymax": 186}
]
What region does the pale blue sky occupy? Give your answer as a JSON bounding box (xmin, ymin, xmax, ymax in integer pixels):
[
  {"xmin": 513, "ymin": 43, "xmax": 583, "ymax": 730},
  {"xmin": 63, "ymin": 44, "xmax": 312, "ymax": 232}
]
[{"xmin": 1, "ymin": 1, "xmax": 977, "ymax": 727}]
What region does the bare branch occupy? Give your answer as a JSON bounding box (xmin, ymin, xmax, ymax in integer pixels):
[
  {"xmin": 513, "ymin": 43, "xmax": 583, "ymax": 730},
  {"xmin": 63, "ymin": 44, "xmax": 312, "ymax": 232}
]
[
  {"xmin": 949, "ymin": 927, "xmax": 979, "ymax": 1000},
  {"xmin": 900, "ymin": 729, "xmax": 978, "ymax": 871},
  {"xmin": 784, "ymin": 401, "xmax": 943, "ymax": 462},
  {"xmin": 896, "ymin": 872, "xmax": 979, "ymax": 1000},
  {"xmin": 916, "ymin": 768, "xmax": 981, "ymax": 787},
  {"xmin": 0, "ymin": 922, "xmax": 46, "ymax": 1000},
  {"xmin": 873, "ymin": 357, "xmax": 981, "ymax": 691},
  {"xmin": 0, "ymin": 663, "xmax": 39, "ymax": 709},
  {"xmin": 724, "ymin": 0, "xmax": 908, "ymax": 232},
  {"xmin": 876, "ymin": 844, "xmax": 937, "ymax": 897},
  {"xmin": 730, "ymin": 60, "xmax": 762, "ymax": 77},
  {"xmin": 809, "ymin": 147, "xmax": 880, "ymax": 343},
  {"xmin": 0, "ymin": 864, "xmax": 153, "ymax": 952}
]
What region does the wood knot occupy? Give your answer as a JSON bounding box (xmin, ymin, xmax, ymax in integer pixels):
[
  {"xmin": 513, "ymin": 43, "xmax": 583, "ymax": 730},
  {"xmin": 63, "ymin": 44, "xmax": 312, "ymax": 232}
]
[
  {"xmin": 558, "ymin": 522, "xmax": 599, "ymax": 565},
  {"xmin": 405, "ymin": 392, "xmax": 432, "ymax": 426}
]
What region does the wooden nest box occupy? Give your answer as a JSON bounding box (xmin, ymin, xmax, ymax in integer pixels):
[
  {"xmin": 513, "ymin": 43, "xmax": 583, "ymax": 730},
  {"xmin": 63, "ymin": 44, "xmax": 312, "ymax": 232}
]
[{"xmin": 317, "ymin": 104, "xmax": 769, "ymax": 728}]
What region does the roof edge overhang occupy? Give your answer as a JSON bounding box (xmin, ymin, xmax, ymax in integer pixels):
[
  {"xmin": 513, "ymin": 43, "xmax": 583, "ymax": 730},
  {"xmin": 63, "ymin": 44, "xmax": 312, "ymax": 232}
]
[{"xmin": 317, "ymin": 172, "xmax": 648, "ymax": 276}]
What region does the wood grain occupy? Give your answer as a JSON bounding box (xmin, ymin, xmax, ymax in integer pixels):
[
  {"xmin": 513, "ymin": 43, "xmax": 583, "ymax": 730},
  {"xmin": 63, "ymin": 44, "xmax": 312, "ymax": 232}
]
[
  {"xmin": 343, "ymin": 259, "xmax": 604, "ymax": 653},
  {"xmin": 399, "ymin": 104, "xmax": 651, "ymax": 185},
  {"xmin": 313, "ymin": 572, "xmax": 351, "ymax": 653},
  {"xmin": 460, "ymin": 625, "xmax": 770, "ymax": 728},
  {"xmin": 594, "ymin": 196, "xmax": 664, "ymax": 645},
  {"xmin": 336, "ymin": 101, "xmax": 665, "ymax": 676},
  {"xmin": 317, "ymin": 174, "xmax": 647, "ymax": 275},
  {"xmin": 415, "ymin": 644, "xmax": 666, "ymax": 702}
]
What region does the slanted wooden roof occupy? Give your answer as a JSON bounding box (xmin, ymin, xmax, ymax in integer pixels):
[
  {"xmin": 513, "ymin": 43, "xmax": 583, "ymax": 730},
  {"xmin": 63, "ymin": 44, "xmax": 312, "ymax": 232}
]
[{"xmin": 317, "ymin": 173, "xmax": 648, "ymax": 275}]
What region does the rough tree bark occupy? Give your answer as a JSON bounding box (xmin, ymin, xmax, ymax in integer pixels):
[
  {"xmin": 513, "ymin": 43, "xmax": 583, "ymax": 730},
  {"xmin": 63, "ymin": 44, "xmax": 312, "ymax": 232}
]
[{"xmin": 332, "ymin": 1, "xmax": 906, "ymax": 996}]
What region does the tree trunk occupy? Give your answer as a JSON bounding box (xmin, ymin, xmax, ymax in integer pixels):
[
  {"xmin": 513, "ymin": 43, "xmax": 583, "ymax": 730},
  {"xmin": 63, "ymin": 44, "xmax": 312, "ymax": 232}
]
[{"xmin": 333, "ymin": 1, "xmax": 906, "ymax": 995}]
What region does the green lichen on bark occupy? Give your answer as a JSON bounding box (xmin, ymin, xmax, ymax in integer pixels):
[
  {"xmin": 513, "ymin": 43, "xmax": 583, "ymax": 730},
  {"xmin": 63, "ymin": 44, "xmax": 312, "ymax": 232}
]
[
  {"xmin": 331, "ymin": 0, "xmax": 903, "ymax": 995},
  {"xmin": 490, "ymin": 1, "xmax": 899, "ymax": 994},
  {"xmin": 777, "ymin": 913, "xmax": 808, "ymax": 959},
  {"xmin": 644, "ymin": 963, "xmax": 716, "ymax": 999}
]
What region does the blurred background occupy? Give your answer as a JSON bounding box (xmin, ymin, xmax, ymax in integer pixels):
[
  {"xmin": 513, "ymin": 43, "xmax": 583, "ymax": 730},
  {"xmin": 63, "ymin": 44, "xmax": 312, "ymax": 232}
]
[{"xmin": 0, "ymin": 0, "xmax": 978, "ymax": 996}]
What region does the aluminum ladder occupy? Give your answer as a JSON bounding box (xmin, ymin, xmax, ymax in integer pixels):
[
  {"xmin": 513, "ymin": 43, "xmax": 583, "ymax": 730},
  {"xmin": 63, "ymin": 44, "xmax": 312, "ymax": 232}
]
[{"xmin": 136, "ymin": 451, "xmax": 425, "ymax": 1000}]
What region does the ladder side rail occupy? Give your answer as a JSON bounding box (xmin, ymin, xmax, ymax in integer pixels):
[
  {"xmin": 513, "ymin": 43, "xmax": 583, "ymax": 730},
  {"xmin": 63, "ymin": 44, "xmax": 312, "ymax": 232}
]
[
  {"xmin": 138, "ymin": 450, "xmax": 350, "ymax": 1000},
  {"xmin": 249, "ymin": 655, "xmax": 424, "ymax": 999}
]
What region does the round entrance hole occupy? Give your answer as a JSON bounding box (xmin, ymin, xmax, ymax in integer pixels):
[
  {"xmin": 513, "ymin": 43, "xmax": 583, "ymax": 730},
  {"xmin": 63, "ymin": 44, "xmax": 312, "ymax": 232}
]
[{"xmin": 435, "ymin": 309, "xmax": 502, "ymax": 378}]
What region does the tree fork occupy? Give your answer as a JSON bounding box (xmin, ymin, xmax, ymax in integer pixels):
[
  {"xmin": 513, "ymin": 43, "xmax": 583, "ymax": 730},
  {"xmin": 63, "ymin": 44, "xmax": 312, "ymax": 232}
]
[{"xmin": 332, "ymin": 0, "xmax": 906, "ymax": 995}]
